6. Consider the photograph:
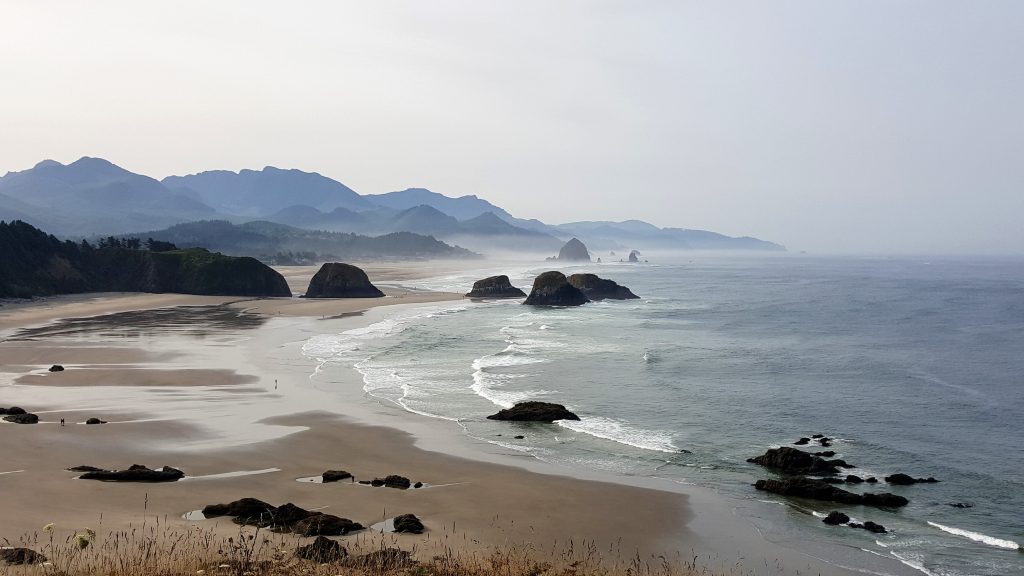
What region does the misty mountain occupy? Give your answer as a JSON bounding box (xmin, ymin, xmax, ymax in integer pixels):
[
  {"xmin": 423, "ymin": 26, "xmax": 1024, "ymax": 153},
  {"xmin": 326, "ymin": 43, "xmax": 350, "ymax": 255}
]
[
  {"xmin": 269, "ymin": 204, "xmax": 368, "ymax": 229},
  {"xmin": 126, "ymin": 220, "xmax": 477, "ymax": 264},
  {"xmin": 0, "ymin": 158, "xmax": 216, "ymax": 236},
  {"xmin": 163, "ymin": 166, "xmax": 374, "ymax": 217},
  {"xmin": 364, "ymin": 188, "xmax": 513, "ymax": 221},
  {"xmin": 553, "ymin": 220, "xmax": 786, "ymax": 252}
]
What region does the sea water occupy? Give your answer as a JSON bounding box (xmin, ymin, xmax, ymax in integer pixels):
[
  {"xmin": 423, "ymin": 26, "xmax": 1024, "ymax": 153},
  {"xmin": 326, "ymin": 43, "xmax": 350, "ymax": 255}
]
[{"xmin": 301, "ymin": 254, "xmax": 1024, "ymax": 576}]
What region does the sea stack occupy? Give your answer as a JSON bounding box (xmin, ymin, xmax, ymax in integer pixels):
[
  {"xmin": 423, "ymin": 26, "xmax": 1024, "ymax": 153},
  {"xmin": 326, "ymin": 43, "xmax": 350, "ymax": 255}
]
[
  {"xmin": 304, "ymin": 263, "xmax": 385, "ymax": 298},
  {"xmin": 523, "ymin": 271, "xmax": 589, "ymax": 306},
  {"xmin": 465, "ymin": 275, "xmax": 527, "ymax": 298},
  {"xmin": 557, "ymin": 238, "xmax": 591, "ymax": 261},
  {"xmin": 567, "ymin": 274, "xmax": 639, "ymax": 300},
  {"xmin": 628, "ymin": 250, "xmax": 640, "ymax": 263}
]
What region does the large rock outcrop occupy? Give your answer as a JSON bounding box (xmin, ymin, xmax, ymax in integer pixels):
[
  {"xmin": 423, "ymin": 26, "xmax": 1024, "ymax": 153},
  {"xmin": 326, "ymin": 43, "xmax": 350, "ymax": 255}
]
[
  {"xmin": 885, "ymin": 473, "xmax": 939, "ymax": 485},
  {"xmin": 3, "ymin": 413, "xmax": 39, "ymax": 424},
  {"xmin": 523, "ymin": 271, "xmax": 589, "ymax": 306},
  {"xmin": 487, "ymin": 401, "xmax": 580, "ymax": 422},
  {"xmin": 567, "ymin": 274, "xmax": 639, "ymax": 300},
  {"xmin": 201, "ymin": 497, "xmax": 363, "ymax": 535},
  {"xmin": 628, "ymin": 250, "xmax": 640, "ymax": 263},
  {"xmin": 304, "ymin": 263, "xmax": 385, "ymax": 298},
  {"xmin": 392, "ymin": 514, "xmax": 425, "ymax": 534},
  {"xmin": 754, "ymin": 478, "xmax": 909, "ymax": 508},
  {"xmin": 465, "ymin": 275, "xmax": 527, "ymax": 299},
  {"xmin": 78, "ymin": 464, "xmax": 185, "ymax": 483},
  {"xmin": 557, "ymin": 238, "xmax": 591, "ymax": 261},
  {"xmin": 747, "ymin": 447, "xmax": 844, "ymax": 476}
]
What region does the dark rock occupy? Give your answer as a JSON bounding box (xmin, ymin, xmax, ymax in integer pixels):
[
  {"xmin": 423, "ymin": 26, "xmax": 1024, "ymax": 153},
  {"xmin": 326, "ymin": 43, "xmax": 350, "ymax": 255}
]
[
  {"xmin": 866, "ymin": 477, "xmax": 878, "ymax": 483},
  {"xmin": 351, "ymin": 548, "xmax": 414, "ymax": 569},
  {"xmin": 523, "ymin": 271, "xmax": 588, "ymax": 306},
  {"xmin": 822, "ymin": 511, "xmax": 849, "ymax": 525},
  {"xmin": 846, "ymin": 475, "xmax": 864, "ymax": 484},
  {"xmin": 293, "ymin": 514, "xmax": 363, "ymax": 536},
  {"xmin": 795, "ymin": 437, "xmax": 811, "ymax": 445},
  {"xmin": 566, "ymin": 273, "xmax": 639, "ymax": 300},
  {"xmin": 321, "ymin": 470, "xmax": 352, "ymax": 483},
  {"xmin": 304, "ymin": 263, "xmax": 384, "ymax": 298},
  {"xmin": 67, "ymin": 465, "xmax": 108, "ymax": 472},
  {"xmin": 392, "ymin": 513, "xmax": 425, "ymax": 534},
  {"xmin": 202, "ymin": 498, "xmax": 276, "ymax": 522},
  {"xmin": 754, "ymin": 478, "xmax": 909, "ymax": 508},
  {"xmin": 827, "ymin": 459, "xmax": 854, "ymax": 469},
  {"xmin": 0, "ymin": 548, "xmax": 47, "ymax": 565},
  {"xmin": 358, "ymin": 480, "xmax": 373, "ymax": 485},
  {"xmin": 815, "ymin": 451, "xmax": 836, "ymax": 457},
  {"xmin": 270, "ymin": 503, "xmax": 315, "ymax": 527},
  {"xmin": 862, "ymin": 521, "xmax": 887, "ymax": 534},
  {"xmin": 3, "ymin": 413, "xmax": 39, "ymax": 424},
  {"xmin": 5, "ymin": 407, "xmax": 26, "ymax": 415},
  {"xmin": 295, "ymin": 536, "xmax": 346, "ymax": 563},
  {"xmin": 628, "ymin": 250, "xmax": 640, "ymax": 263},
  {"xmin": 513, "ymin": 435, "xmax": 525, "ymax": 439},
  {"xmin": 948, "ymin": 502, "xmax": 973, "ymax": 509},
  {"xmin": 557, "ymin": 238, "xmax": 590, "ymax": 261},
  {"xmin": 487, "ymin": 401, "xmax": 580, "ymax": 423},
  {"xmin": 370, "ymin": 479, "xmax": 385, "ymax": 487},
  {"xmin": 383, "ymin": 475, "xmax": 411, "ymax": 489},
  {"xmin": 79, "ymin": 464, "xmax": 184, "ymax": 483},
  {"xmin": 746, "ymin": 447, "xmax": 840, "ymax": 475},
  {"xmin": 885, "ymin": 473, "xmax": 939, "ymax": 485},
  {"xmin": 413, "ymin": 482, "xmax": 423, "ymax": 489},
  {"xmin": 821, "ymin": 477, "xmax": 846, "ymax": 484},
  {"xmin": 49, "ymin": 365, "xmax": 64, "ymax": 372},
  {"xmin": 85, "ymin": 417, "xmax": 107, "ymax": 425},
  {"xmin": 465, "ymin": 275, "xmax": 527, "ymax": 299}
]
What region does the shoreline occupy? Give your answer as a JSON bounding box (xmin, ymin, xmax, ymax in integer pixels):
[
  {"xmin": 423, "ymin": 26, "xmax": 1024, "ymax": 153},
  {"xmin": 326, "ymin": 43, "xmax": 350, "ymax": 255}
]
[{"xmin": 0, "ymin": 265, "xmax": 916, "ymax": 576}]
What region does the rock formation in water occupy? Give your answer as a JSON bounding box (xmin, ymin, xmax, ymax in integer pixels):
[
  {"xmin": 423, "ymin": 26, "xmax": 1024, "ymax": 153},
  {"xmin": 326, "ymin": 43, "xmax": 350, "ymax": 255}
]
[
  {"xmin": 754, "ymin": 478, "xmax": 909, "ymax": 508},
  {"xmin": 465, "ymin": 275, "xmax": 527, "ymax": 298},
  {"xmin": 884, "ymin": 473, "xmax": 939, "ymax": 485},
  {"xmin": 486, "ymin": 401, "xmax": 580, "ymax": 422},
  {"xmin": 567, "ymin": 273, "xmax": 639, "ymax": 300},
  {"xmin": 557, "ymin": 238, "xmax": 591, "ymax": 261},
  {"xmin": 304, "ymin": 262, "xmax": 385, "ymax": 298},
  {"xmin": 746, "ymin": 447, "xmax": 845, "ymax": 475},
  {"xmin": 523, "ymin": 271, "xmax": 588, "ymax": 306},
  {"xmin": 628, "ymin": 250, "xmax": 640, "ymax": 263}
]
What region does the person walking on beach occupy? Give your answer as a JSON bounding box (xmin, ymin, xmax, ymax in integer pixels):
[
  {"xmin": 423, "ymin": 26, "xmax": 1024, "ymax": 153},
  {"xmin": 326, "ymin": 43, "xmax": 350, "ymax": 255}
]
[{"xmin": 60, "ymin": 418, "xmax": 64, "ymax": 427}]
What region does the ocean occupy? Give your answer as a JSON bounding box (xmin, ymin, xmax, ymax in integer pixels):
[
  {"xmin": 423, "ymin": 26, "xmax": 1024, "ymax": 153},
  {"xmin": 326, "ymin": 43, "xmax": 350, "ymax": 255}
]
[{"xmin": 300, "ymin": 254, "xmax": 1024, "ymax": 576}]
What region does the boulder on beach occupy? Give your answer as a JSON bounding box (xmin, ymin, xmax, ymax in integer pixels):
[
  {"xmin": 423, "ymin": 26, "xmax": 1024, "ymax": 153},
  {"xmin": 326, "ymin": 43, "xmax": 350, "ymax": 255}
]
[
  {"xmin": 49, "ymin": 365, "xmax": 64, "ymax": 372},
  {"xmin": 202, "ymin": 498, "xmax": 276, "ymax": 520},
  {"xmin": 322, "ymin": 470, "xmax": 352, "ymax": 483},
  {"xmin": 392, "ymin": 513, "xmax": 425, "ymax": 534},
  {"xmin": 3, "ymin": 413, "xmax": 39, "ymax": 424},
  {"xmin": 754, "ymin": 478, "xmax": 909, "ymax": 508},
  {"xmin": 303, "ymin": 263, "xmax": 385, "ymax": 298},
  {"xmin": 822, "ymin": 511, "xmax": 849, "ymax": 525},
  {"xmin": 487, "ymin": 401, "xmax": 580, "ymax": 423},
  {"xmin": 67, "ymin": 465, "xmax": 107, "ymax": 473},
  {"xmin": 557, "ymin": 238, "xmax": 591, "ymax": 261},
  {"xmin": 465, "ymin": 275, "xmax": 527, "ymax": 299},
  {"xmin": 885, "ymin": 473, "xmax": 939, "ymax": 485},
  {"xmin": 0, "ymin": 547, "xmax": 47, "ymax": 565},
  {"xmin": 566, "ymin": 273, "xmax": 639, "ymax": 300},
  {"xmin": 746, "ymin": 447, "xmax": 842, "ymax": 476},
  {"xmin": 293, "ymin": 514, "xmax": 363, "ymax": 537},
  {"xmin": 85, "ymin": 417, "xmax": 107, "ymax": 425},
  {"xmin": 79, "ymin": 464, "xmax": 184, "ymax": 483},
  {"xmin": 523, "ymin": 271, "xmax": 589, "ymax": 307},
  {"xmin": 383, "ymin": 475, "xmax": 411, "ymax": 489},
  {"xmin": 295, "ymin": 536, "xmax": 347, "ymax": 563}
]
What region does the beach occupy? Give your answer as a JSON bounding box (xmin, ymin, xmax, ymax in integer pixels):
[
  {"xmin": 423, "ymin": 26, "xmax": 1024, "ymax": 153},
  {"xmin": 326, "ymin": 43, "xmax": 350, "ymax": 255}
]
[{"xmin": 0, "ymin": 261, "xmax": 921, "ymax": 576}]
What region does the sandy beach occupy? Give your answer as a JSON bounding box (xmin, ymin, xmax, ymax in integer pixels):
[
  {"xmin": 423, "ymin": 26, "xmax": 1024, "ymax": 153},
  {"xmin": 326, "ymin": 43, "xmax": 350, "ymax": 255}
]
[{"xmin": 0, "ymin": 262, "xmax": 914, "ymax": 576}]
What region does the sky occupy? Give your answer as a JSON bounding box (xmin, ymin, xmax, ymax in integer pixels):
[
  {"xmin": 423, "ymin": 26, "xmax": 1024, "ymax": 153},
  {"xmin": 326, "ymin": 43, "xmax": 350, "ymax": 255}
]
[{"xmin": 1, "ymin": 1, "xmax": 1022, "ymax": 254}]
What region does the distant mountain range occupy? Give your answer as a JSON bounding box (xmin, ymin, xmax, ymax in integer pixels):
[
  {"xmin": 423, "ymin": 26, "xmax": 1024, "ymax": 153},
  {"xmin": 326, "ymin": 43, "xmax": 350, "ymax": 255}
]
[{"xmin": 0, "ymin": 157, "xmax": 785, "ymax": 254}]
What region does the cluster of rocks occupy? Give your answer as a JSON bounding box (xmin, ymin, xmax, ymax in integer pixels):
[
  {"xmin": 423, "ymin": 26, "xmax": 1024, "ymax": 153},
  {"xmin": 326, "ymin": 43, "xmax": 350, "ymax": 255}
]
[
  {"xmin": 753, "ymin": 477, "xmax": 908, "ymax": 508},
  {"xmin": 303, "ymin": 263, "xmax": 385, "ymax": 298},
  {"xmin": 1, "ymin": 406, "xmax": 39, "ymax": 424},
  {"xmin": 521, "ymin": 271, "xmax": 640, "ymax": 306},
  {"xmin": 357, "ymin": 475, "xmax": 422, "ymax": 489},
  {"xmin": 202, "ymin": 498, "xmax": 363, "ymax": 536},
  {"xmin": 71, "ymin": 464, "xmax": 185, "ymax": 483},
  {"xmin": 746, "ymin": 446, "xmax": 852, "ymax": 476},
  {"xmin": 794, "ymin": 434, "xmax": 833, "ymax": 448},
  {"xmin": 486, "ymin": 401, "xmax": 580, "ymax": 423},
  {"xmin": 0, "ymin": 548, "xmax": 47, "ymax": 565},
  {"xmin": 822, "ymin": 511, "xmax": 887, "ymax": 534}
]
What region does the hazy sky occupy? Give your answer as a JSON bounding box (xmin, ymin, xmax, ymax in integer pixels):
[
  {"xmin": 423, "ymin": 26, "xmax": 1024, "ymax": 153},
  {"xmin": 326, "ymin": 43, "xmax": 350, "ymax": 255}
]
[{"xmin": 2, "ymin": 1, "xmax": 1022, "ymax": 254}]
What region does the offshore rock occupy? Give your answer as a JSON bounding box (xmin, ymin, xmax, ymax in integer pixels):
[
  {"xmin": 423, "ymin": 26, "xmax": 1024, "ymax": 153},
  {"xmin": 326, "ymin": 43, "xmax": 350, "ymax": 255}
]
[
  {"xmin": 304, "ymin": 263, "xmax": 385, "ymax": 298},
  {"xmin": 566, "ymin": 274, "xmax": 639, "ymax": 300},
  {"xmin": 754, "ymin": 478, "xmax": 909, "ymax": 508},
  {"xmin": 557, "ymin": 238, "xmax": 591, "ymax": 261},
  {"xmin": 746, "ymin": 447, "xmax": 841, "ymax": 475},
  {"xmin": 465, "ymin": 275, "xmax": 527, "ymax": 298},
  {"xmin": 822, "ymin": 511, "xmax": 849, "ymax": 525},
  {"xmin": 487, "ymin": 401, "xmax": 580, "ymax": 423},
  {"xmin": 523, "ymin": 271, "xmax": 588, "ymax": 306},
  {"xmin": 885, "ymin": 473, "xmax": 939, "ymax": 485}
]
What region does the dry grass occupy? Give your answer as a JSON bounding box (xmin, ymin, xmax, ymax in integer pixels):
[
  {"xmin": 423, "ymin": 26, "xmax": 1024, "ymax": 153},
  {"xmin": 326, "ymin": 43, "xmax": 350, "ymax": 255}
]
[{"xmin": 0, "ymin": 517, "xmax": 724, "ymax": 576}]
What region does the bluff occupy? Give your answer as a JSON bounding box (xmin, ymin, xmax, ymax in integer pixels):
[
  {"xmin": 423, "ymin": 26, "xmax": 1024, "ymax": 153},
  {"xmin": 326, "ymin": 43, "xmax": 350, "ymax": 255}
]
[
  {"xmin": 523, "ymin": 271, "xmax": 589, "ymax": 306},
  {"xmin": 304, "ymin": 263, "xmax": 385, "ymax": 298},
  {"xmin": 0, "ymin": 220, "xmax": 290, "ymax": 298},
  {"xmin": 567, "ymin": 274, "xmax": 639, "ymax": 300}
]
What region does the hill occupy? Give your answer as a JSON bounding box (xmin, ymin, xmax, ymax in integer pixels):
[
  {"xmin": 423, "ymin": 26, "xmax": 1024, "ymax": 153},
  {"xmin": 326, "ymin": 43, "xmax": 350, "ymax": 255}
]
[
  {"xmin": 0, "ymin": 220, "xmax": 290, "ymax": 299},
  {"xmin": 126, "ymin": 220, "xmax": 477, "ymax": 264}
]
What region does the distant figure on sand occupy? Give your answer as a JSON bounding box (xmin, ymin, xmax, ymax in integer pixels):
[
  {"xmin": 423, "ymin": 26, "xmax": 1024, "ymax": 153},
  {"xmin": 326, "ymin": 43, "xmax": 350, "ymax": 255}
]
[{"xmin": 60, "ymin": 418, "xmax": 64, "ymax": 427}]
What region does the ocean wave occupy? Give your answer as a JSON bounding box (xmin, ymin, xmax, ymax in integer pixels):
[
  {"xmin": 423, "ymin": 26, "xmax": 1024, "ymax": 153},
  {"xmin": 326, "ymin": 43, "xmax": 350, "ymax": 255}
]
[
  {"xmin": 556, "ymin": 416, "xmax": 680, "ymax": 453},
  {"xmin": 927, "ymin": 522, "xmax": 1020, "ymax": 550}
]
